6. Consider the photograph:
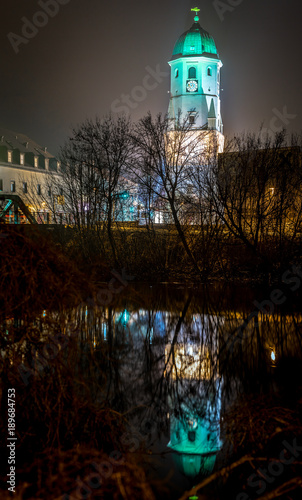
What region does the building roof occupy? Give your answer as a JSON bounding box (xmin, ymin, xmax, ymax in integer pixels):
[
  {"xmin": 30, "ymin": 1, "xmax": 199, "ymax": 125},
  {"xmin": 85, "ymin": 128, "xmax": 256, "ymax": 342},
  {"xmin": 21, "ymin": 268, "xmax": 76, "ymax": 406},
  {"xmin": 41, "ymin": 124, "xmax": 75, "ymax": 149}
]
[
  {"xmin": 208, "ymin": 98, "xmax": 216, "ymax": 119},
  {"xmin": 171, "ymin": 20, "xmax": 219, "ymax": 60},
  {"xmin": 0, "ymin": 127, "xmax": 55, "ymax": 159}
]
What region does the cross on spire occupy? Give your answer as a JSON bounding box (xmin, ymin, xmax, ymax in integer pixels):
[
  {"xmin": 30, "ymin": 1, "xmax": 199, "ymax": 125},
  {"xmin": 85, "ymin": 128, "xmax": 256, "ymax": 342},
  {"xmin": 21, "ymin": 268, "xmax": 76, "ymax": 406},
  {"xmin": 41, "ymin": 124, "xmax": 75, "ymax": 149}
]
[{"xmin": 191, "ymin": 7, "xmax": 200, "ymax": 22}]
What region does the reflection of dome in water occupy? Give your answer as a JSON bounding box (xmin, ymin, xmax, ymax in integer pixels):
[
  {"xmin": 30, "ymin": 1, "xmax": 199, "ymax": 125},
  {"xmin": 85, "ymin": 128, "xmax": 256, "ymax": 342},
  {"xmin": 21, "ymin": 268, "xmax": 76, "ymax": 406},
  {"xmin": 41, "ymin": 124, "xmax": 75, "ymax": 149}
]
[
  {"xmin": 173, "ymin": 452, "xmax": 217, "ymax": 478},
  {"xmin": 168, "ymin": 413, "xmax": 221, "ymax": 478},
  {"xmin": 167, "ymin": 383, "xmax": 222, "ymax": 478}
]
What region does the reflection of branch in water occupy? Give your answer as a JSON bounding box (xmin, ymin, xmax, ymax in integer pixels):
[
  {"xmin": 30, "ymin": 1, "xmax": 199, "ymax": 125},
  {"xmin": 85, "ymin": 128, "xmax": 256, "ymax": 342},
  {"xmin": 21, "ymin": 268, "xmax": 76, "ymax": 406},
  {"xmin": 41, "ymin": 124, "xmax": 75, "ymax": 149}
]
[
  {"xmin": 163, "ymin": 292, "xmax": 193, "ymax": 381},
  {"xmin": 257, "ymin": 477, "xmax": 302, "ymax": 500},
  {"xmin": 177, "ymin": 454, "xmax": 256, "ymax": 500}
]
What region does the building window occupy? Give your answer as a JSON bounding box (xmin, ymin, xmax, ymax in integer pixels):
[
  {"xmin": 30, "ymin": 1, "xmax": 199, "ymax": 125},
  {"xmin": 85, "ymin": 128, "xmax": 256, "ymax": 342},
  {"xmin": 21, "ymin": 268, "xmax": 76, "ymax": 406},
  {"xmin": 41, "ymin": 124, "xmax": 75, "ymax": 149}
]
[
  {"xmin": 11, "ymin": 181, "xmax": 15, "ymax": 193},
  {"xmin": 188, "ymin": 67, "xmax": 196, "ymax": 79},
  {"xmin": 37, "ymin": 184, "xmax": 41, "ymax": 195},
  {"xmin": 45, "ymin": 159, "xmax": 49, "ymax": 170},
  {"xmin": 207, "ymin": 67, "xmax": 212, "ymax": 76},
  {"xmin": 0, "ymin": 179, "xmax": 3, "ymax": 191},
  {"xmin": 20, "ymin": 153, "xmax": 25, "ymax": 165},
  {"xmin": 188, "ymin": 110, "xmax": 196, "ymax": 125},
  {"xmin": 188, "ymin": 431, "xmax": 196, "ymax": 442},
  {"xmin": 48, "ymin": 187, "xmax": 52, "ymax": 198},
  {"xmin": 8, "ymin": 151, "xmax": 12, "ymax": 163},
  {"xmin": 23, "ymin": 182, "xmax": 27, "ymax": 194},
  {"xmin": 34, "ymin": 156, "xmax": 38, "ymax": 168},
  {"xmin": 175, "ymin": 68, "xmax": 179, "ymax": 78}
]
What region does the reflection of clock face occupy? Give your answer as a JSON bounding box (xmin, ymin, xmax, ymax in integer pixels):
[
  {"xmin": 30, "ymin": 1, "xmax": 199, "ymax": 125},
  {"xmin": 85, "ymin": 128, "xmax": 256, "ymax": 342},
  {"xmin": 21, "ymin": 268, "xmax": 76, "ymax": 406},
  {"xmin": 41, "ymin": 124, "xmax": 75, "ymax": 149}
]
[{"xmin": 186, "ymin": 79, "xmax": 198, "ymax": 92}]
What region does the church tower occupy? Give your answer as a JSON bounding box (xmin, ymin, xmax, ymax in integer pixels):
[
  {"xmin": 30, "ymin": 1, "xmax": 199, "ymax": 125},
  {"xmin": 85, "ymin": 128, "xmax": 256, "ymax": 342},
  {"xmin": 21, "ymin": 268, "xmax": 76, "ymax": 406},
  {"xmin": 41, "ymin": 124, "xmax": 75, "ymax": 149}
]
[{"xmin": 168, "ymin": 8, "xmax": 224, "ymax": 148}]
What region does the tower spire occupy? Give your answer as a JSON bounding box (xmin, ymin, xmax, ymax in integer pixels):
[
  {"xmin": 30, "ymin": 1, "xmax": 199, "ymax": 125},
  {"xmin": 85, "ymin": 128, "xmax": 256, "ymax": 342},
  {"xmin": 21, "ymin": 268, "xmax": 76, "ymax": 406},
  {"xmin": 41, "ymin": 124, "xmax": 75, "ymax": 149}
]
[{"xmin": 191, "ymin": 7, "xmax": 200, "ymax": 23}]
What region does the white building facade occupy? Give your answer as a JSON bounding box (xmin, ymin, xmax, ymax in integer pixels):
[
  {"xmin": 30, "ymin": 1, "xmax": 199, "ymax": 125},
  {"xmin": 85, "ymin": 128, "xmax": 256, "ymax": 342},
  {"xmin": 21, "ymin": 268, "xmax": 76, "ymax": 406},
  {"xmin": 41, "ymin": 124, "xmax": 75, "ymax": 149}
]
[{"xmin": 0, "ymin": 128, "xmax": 62, "ymax": 223}]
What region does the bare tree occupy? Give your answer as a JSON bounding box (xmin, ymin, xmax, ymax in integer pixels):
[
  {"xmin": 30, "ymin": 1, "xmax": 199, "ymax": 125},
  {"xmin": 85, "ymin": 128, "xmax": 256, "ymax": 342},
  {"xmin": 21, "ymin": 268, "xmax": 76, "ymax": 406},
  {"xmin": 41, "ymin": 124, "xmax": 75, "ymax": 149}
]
[
  {"xmin": 59, "ymin": 114, "xmax": 134, "ymax": 264},
  {"xmin": 131, "ymin": 112, "xmax": 214, "ymax": 276},
  {"xmin": 204, "ymin": 130, "xmax": 302, "ymax": 269}
]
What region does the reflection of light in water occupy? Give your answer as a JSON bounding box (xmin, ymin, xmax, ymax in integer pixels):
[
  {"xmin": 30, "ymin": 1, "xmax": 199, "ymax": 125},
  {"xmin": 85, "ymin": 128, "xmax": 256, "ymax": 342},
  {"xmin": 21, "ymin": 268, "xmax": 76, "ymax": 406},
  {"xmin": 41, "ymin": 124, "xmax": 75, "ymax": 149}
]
[
  {"xmin": 116, "ymin": 309, "xmax": 131, "ymax": 325},
  {"xmin": 188, "ymin": 419, "xmax": 198, "ymax": 430},
  {"xmin": 271, "ymin": 350, "xmax": 276, "ymax": 361},
  {"xmin": 123, "ymin": 310, "xmax": 129, "ymax": 323},
  {"xmin": 165, "ymin": 344, "xmax": 213, "ymax": 380}
]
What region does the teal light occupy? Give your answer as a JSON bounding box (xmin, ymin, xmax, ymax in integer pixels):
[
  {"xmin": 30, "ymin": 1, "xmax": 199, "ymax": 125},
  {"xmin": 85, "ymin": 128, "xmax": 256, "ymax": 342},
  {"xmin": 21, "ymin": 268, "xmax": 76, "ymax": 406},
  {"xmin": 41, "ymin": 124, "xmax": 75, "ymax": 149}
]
[
  {"xmin": 119, "ymin": 191, "xmax": 129, "ymax": 200},
  {"xmin": 173, "ymin": 27, "xmax": 217, "ymax": 57},
  {"xmin": 117, "ymin": 309, "xmax": 131, "ymax": 326},
  {"xmin": 3, "ymin": 201, "xmax": 12, "ymax": 212}
]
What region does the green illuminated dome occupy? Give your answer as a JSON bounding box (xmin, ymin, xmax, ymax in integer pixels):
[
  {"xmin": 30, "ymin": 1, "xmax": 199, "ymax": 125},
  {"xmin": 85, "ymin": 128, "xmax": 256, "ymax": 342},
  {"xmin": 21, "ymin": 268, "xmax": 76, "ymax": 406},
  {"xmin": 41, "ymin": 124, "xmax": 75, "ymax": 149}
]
[{"xmin": 172, "ymin": 20, "xmax": 218, "ymax": 60}]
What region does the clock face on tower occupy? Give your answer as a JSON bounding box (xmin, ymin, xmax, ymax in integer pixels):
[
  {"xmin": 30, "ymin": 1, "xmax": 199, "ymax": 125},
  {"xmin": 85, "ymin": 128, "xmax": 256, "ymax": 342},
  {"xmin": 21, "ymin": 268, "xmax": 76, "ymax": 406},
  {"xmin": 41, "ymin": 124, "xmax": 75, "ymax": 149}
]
[{"xmin": 186, "ymin": 79, "xmax": 198, "ymax": 92}]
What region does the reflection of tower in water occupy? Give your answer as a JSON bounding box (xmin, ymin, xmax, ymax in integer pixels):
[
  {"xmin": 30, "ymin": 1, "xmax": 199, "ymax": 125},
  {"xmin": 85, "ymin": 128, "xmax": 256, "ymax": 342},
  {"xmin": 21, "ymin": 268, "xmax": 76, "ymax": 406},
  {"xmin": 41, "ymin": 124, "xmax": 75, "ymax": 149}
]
[{"xmin": 165, "ymin": 314, "xmax": 222, "ymax": 478}]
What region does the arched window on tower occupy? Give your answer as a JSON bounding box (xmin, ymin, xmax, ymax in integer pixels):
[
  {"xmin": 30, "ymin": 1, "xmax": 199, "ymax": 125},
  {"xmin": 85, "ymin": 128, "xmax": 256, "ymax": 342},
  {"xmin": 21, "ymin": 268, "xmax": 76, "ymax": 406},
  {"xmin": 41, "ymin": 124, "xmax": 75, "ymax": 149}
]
[
  {"xmin": 207, "ymin": 67, "xmax": 212, "ymax": 76},
  {"xmin": 188, "ymin": 111, "xmax": 196, "ymax": 125},
  {"xmin": 175, "ymin": 68, "xmax": 179, "ymax": 78},
  {"xmin": 188, "ymin": 67, "xmax": 196, "ymax": 79}
]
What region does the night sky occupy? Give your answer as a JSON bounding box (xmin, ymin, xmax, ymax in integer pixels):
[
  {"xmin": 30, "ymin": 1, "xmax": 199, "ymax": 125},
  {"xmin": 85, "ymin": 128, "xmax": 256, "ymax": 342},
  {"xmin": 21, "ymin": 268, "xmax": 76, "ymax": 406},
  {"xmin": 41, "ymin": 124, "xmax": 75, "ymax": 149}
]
[{"xmin": 1, "ymin": 0, "xmax": 301, "ymax": 155}]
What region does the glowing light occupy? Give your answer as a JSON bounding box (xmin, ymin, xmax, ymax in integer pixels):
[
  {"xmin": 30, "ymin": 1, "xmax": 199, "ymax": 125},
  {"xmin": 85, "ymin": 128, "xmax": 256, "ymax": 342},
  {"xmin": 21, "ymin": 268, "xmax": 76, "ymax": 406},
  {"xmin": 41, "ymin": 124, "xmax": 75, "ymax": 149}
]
[
  {"xmin": 119, "ymin": 191, "xmax": 129, "ymax": 200},
  {"xmin": 117, "ymin": 309, "xmax": 131, "ymax": 326},
  {"xmin": 123, "ymin": 310, "xmax": 130, "ymax": 323},
  {"xmin": 271, "ymin": 351, "xmax": 276, "ymax": 361},
  {"xmin": 165, "ymin": 344, "xmax": 213, "ymax": 380},
  {"xmin": 191, "ymin": 7, "xmax": 200, "ymax": 23},
  {"xmin": 188, "ymin": 419, "xmax": 198, "ymax": 430}
]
